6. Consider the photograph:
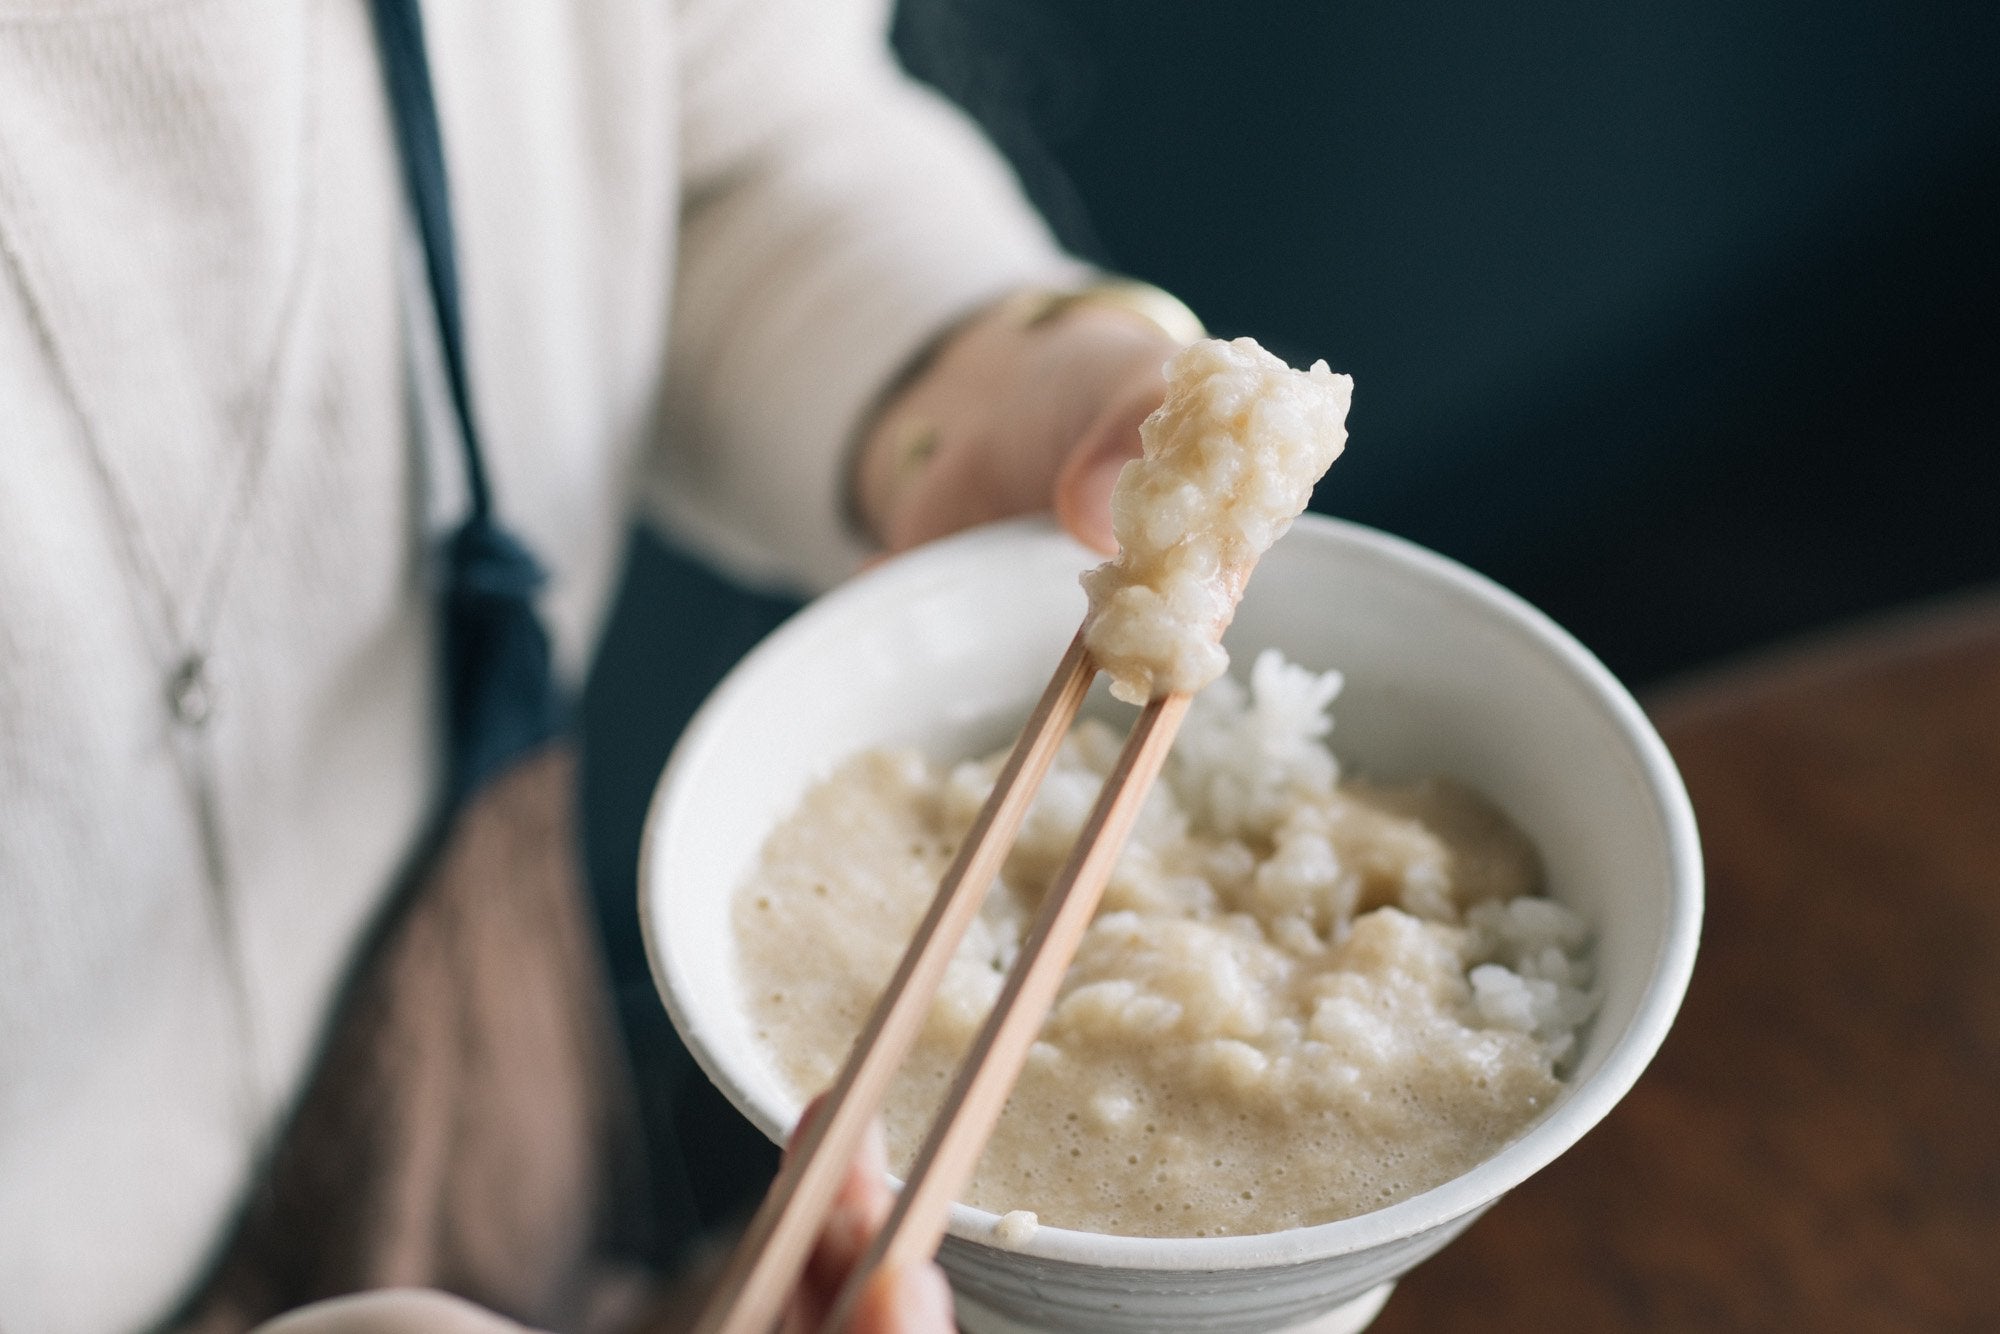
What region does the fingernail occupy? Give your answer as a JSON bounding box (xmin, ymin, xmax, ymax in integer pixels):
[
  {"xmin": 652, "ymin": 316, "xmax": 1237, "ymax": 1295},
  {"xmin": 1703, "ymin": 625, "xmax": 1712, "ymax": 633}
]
[
  {"xmin": 906, "ymin": 1263, "xmax": 955, "ymax": 1328},
  {"xmin": 1067, "ymin": 458, "xmax": 1122, "ymax": 553},
  {"xmin": 863, "ymin": 1262, "xmax": 955, "ymax": 1333}
]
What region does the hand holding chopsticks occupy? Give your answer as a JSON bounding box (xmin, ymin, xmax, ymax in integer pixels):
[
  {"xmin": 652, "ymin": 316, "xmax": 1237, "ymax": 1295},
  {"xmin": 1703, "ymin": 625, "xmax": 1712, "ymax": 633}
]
[{"xmin": 696, "ymin": 335, "xmax": 1351, "ymax": 1333}]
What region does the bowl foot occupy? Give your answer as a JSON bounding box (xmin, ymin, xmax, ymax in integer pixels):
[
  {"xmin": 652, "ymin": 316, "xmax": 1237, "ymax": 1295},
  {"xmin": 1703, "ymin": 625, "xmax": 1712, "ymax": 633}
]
[{"xmin": 952, "ymin": 1280, "xmax": 1394, "ymax": 1334}]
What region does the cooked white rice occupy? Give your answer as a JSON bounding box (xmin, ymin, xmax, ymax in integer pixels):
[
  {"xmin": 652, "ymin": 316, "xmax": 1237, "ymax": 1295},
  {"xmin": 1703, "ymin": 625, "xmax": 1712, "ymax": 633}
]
[
  {"xmin": 1082, "ymin": 338, "xmax": 1353, "ymax": 704},
  {"xmin": 735, "ymin": 650, "xmax": 1598, "ymax": 1236}
]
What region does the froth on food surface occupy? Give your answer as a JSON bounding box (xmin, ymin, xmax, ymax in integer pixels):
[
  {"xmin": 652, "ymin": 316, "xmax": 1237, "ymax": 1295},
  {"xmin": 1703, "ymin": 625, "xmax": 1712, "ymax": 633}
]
[
  {"xmin": 733, "ymin": 652, "xmax": 1597, "ymax": 1238},
  {"xmin": 1082, "ymin": 338, "xmax": 1353, "ymax": 705}
]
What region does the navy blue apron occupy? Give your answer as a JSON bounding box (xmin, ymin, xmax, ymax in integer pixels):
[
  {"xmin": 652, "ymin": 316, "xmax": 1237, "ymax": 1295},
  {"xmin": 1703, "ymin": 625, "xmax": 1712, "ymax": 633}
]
[{"xmin": 370, "ymin": 0, "xmax": 564, "ymax": 806}]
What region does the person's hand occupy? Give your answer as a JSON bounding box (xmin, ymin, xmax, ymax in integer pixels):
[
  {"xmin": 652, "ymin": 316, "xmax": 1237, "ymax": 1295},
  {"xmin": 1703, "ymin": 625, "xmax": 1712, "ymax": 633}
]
[
  {"xmin": 779, "ymin": 1108, "xmax": 955, "ymax": 1334},
  {"xmin": 852, "ymin": 291, "xmax": 1189, "ymax": 557},
  {"xmin": 246, "ymin": 1118, "xmax": 949, "ymax": 1334},
  {"xmin": 248, "ymin": 1288, "xmax": 544, "ymax": 1334}
]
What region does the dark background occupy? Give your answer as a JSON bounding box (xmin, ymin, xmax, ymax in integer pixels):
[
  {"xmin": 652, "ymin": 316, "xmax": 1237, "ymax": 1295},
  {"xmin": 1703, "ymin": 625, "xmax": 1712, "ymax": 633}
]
[{"xmin": 582, "ymin": 0, "xmax": 2000, "ymax": 1254}]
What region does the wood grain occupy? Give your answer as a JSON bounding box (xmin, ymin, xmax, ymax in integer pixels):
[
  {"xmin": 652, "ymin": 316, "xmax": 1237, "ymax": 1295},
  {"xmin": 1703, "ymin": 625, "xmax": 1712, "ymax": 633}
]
[{"xmin": 1370, "ymin": 592, "xmax": 2000, "ymax": 1333}]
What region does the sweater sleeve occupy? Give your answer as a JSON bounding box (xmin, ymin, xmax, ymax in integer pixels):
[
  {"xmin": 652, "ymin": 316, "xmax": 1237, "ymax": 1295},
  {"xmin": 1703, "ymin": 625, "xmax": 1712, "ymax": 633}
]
[{"xmin": 640, "ymin": 0, "xmax": 1089, "ymax": 591}]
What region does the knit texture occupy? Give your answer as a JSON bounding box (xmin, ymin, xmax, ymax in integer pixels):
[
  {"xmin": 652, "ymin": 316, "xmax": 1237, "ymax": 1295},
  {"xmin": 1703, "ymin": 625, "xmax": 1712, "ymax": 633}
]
[{"xmin": 0, "ymin": 2, "xmax": 1075, "ymax": 1329}]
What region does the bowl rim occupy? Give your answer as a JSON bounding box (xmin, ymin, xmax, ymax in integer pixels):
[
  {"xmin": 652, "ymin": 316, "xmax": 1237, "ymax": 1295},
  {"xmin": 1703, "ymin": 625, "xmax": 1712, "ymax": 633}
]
[{"xmin": 640, "ymin": 513, "xmax": 1702, "ymax": 1273}]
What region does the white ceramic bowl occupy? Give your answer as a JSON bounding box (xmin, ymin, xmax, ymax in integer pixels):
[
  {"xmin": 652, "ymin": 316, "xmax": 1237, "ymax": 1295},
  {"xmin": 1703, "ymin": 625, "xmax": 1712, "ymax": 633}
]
[{"xmin": 641, "ymin": 515, "xmax": 1701, "ymax": 1333}]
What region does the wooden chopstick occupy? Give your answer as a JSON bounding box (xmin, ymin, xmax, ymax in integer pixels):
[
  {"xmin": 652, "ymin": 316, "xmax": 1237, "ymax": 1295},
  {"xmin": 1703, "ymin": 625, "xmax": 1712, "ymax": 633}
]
[
  {"xmin": 819, "ymin": 689, "xmax": 1194, "ymax": 1333},
  {"xmin": 693, "ymin": 632, "xmax": 1097, "ymax": 1334}
]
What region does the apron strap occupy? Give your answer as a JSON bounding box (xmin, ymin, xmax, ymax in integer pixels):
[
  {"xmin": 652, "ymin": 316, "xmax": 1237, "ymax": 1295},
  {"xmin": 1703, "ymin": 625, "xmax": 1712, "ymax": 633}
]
[{"xmin": 370, "ymin": 0, "xmax": 564, "ymax": 804}]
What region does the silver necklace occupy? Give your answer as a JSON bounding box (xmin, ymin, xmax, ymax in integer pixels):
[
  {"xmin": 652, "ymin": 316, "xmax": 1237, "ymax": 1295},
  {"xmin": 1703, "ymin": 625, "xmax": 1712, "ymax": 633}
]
[{"xmin": 0, "ymin": 18, "xmax": 322, "ymax": 1135}]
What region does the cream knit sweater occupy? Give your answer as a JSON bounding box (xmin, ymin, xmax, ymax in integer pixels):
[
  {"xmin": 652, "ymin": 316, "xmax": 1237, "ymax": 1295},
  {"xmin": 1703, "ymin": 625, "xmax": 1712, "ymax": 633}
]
[{"xmin": 0, "ymin": 1, "xmax": 1078, "ymax": 1329}]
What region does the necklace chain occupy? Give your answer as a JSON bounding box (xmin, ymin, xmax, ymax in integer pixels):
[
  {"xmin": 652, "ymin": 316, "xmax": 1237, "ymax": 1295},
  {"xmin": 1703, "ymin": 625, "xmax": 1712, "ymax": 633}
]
[{"xmin": 0, "ymin": 10, "xmax": 323, "ymax": 1134}]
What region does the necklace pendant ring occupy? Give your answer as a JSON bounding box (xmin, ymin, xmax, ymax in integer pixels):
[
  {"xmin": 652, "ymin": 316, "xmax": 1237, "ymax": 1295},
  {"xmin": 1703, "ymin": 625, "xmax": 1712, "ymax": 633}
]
[{"xmin": 169, "ymin": 655, "xmax": 214, "ymax": 728}]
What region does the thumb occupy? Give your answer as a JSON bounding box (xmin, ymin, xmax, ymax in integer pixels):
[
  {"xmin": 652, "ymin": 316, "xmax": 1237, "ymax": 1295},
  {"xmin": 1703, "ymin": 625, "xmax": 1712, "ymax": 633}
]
[{"xmin": 848, "ymin": 1260, "xmax": 956, "ymax": 1334}]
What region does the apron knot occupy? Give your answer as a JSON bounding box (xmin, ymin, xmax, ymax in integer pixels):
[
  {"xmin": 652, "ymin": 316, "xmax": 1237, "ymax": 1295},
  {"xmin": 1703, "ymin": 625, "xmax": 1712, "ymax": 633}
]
[{"xmin": 443, "ymin": 513, "xmax": 564, "ymax": 804}]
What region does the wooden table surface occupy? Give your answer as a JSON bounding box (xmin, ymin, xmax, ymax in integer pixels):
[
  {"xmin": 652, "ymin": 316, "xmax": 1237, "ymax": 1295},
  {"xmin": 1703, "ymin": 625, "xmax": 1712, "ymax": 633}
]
[{"xmin": 1370, "ymin": 592, "xmax": 2000, "ymax": 1333}]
